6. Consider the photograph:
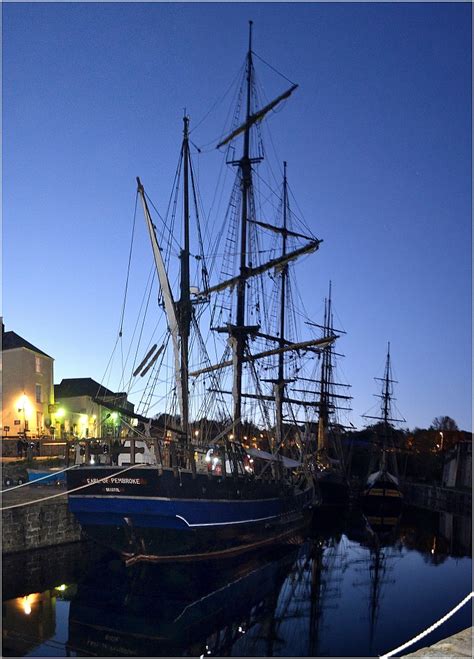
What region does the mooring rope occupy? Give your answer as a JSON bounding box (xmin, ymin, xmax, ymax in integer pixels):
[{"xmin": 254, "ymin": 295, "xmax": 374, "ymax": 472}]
[
  {"xmin": 0, "ymin": 463, "xmax": 141, "ymax": 511},
  {"xmin": 1, "ymin": 464, "xmax": 78, "ymax": 493},
  {"xmin": 380, "ymin": 591, "xmax": 473, "ymax": 658}
]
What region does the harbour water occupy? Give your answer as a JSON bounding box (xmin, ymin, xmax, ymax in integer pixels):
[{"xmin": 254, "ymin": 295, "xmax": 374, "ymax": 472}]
[{"xmin": 2, "ymin": 505, "xmax": 471, "ymax": 657}]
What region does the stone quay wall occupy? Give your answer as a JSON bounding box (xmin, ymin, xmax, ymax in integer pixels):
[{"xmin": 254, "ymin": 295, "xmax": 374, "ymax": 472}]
[
  {"xmin": 403, "ymin": 481, "xmax": 471, "ymax": 516},
  {"xmin": 2, "ymin": 486, "xmax": 83, "ymax": 554}
]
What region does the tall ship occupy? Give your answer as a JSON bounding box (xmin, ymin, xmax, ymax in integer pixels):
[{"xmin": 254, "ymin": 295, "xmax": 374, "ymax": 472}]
[
  {"xmin": 361, "ymin": 342, "xmax": 405, "ymax": 513},
  {"xmin": 310, "ymin": 282, "xmax": 352, "ymax": 504},
  {"xmin": 66, "ymin": 23, "xmax": 337, "ymax": 564}
]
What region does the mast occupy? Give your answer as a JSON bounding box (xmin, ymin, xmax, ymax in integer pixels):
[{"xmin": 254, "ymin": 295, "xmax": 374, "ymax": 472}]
[
  {"xmin": 232, "ymin": 20, "xmax": 254, "ymax": 438},
  {"xmin": 275, "ymin": 162, "xmax": 289, "ymax": 447},
  {"xmin": 179, "ymin": 115, "xmax": 192, "ymax": 446},
  {"xmin": 380, "ymin": 342, "xmax": 391, "ymax": 469},
  {"xmin": 363, "ymin": 341, "xmax": 405, "ymax": 476},
  {"xmin": 317, "ymin": 283, "xmax": 332, "ymax": 453}
]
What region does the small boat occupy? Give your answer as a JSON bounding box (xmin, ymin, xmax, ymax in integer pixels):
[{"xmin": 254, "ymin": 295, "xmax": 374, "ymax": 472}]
[
  {"xmin": 27, "ymin": 468, "xmax": 65, "ymax": 485},
  {"xmin": 66, "ymin": 22, "xmax": 336, "ymax": 563},
  {"xmin": 362, "ymin": 343, "xmax": 404, "ymax": 514}
]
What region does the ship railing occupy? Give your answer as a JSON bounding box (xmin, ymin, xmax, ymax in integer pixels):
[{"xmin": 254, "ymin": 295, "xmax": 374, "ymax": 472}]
[{"xmin": 64, "ymin": 436, "xmax": 221, "ymax": 475}]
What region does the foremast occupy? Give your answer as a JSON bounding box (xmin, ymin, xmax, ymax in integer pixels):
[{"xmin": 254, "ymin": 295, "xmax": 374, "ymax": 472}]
[{"xmin": 137, "ymin": 116, "xmax": 196, "ymax": 470}]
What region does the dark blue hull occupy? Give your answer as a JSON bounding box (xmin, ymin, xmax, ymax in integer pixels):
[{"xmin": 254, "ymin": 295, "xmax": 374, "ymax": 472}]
[{"xmin": 67, "ymin": 466, "xmax": 315, "ymax": 563}]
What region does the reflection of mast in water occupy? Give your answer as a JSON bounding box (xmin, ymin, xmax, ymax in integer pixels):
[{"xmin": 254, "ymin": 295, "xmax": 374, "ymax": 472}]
[
  {"xmin": 353, "ymin": 517, "xmax": 400, "ymax": 654},
  {"xmin": 234, "ymin": 534, "xmax": 348, "ymax": 656}
]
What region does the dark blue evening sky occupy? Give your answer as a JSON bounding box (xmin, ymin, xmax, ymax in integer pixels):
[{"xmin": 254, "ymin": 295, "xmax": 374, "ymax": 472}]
[{"xmin": 3, "ymin": 2, "xmax": 472, "ymax": 430}]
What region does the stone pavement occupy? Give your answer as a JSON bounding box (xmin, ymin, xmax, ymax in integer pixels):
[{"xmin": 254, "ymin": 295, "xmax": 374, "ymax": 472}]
[{"xmin": 403, "ymin": 627, "xmax": 472, "ymax": 658}]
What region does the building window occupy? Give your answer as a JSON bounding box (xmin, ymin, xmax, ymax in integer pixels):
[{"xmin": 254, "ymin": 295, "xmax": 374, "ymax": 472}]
[
  {"xmin": 36, "ymin": 412, "xmax": 44, "ymax": 434},
  {"xmin": 35, "ymin": 384, "xmax": 42, "ymax": 404},
  {"xmin": 35, "ymin": 356, "xmax": 41, "ymax": 373}
]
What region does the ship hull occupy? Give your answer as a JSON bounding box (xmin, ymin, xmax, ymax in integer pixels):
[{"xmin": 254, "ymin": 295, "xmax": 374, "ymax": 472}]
[
  {"xmin": 317, "ymin": 471, "xmax": 350, "ymax": 506},
  {"xmin": 67, "ymin": 466, "xmax": 315, "ymax": 563},
  {"xmin": 361, "ymin": 474, "xmax": 403, "ymax": 516}
]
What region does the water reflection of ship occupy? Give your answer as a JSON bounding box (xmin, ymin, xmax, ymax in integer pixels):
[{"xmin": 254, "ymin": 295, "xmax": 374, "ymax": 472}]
[
  {"xmin": 67, "ymin": 542, "xmax": 306, "ymax": 657},
  {"xmin": 67, "ymin": 518, "xmax": 348, "ymax": 657},
  {"xmin": 218, "ymin": 517, "xmax": 349, "ymax": 656}
]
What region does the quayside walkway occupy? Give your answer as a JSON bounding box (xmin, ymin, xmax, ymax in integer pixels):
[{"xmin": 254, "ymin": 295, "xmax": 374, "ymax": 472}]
[{"xmin": 402, "ymin": 626, "xmax": 472, "ymax": 657}]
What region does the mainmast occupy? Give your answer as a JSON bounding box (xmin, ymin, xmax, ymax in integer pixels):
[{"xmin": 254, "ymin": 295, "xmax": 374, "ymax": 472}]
[
  {"xmin": 232, "ymin": 20, "xmax": 254, "ymax": 438},
  {"xmin": 179, "ymin": 115, "xmax": 192, "ymax": 446},
  {"xmin": 275, "ymin": 162, "xmax": 289, "ymax": 447}
]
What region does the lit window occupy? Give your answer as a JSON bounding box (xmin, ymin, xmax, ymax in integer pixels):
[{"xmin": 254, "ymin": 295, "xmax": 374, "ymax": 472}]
[
  {"xmin": 35, "ymin": 384, "xmax": 42, "ymax": 404},
  {"xmin": 35, "ymin": 356, "xmax": 41, "ymax": 373}
]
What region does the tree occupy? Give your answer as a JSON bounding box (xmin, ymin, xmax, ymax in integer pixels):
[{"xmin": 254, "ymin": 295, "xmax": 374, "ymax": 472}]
[{"xmin": 430, "ymin": 416, "xmax": 458, "ymax": 431}]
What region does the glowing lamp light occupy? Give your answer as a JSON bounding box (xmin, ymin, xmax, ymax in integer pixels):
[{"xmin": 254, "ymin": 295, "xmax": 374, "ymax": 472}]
[
  {"xmin": 56, "ymin": 408, "xmax": 66, "ymax": 418},
  {"xmin": 55, "ymin": 584, "xmax": 67, "ymax": 592},
  {"xmin": 110, "ymin": 412, "xmax": 119, "ymax": 421},
  {"xmin": 16, "ymin": 394, "xmax": 33, "ymax": 419},
  {"xmin": 22, "ymin": 595, "xmax": 34, "ymax": 615}
]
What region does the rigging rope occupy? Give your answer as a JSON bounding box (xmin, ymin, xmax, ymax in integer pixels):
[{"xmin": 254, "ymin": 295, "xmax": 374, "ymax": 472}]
[
  {"xmin": 1, "ymin": 464, "xmax": 78, "ymax": 493},
  {"xmin": 0, "ymin": 463, "xmax": 141, "ymax": 511},
  {"xmin": 118, "ymin": 192, "xmax": 139, "ymax": 337}
]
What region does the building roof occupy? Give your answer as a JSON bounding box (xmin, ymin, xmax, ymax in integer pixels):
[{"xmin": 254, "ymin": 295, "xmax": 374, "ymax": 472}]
[
  {"xmin": 55, "ymin": 378, "xmax": 123, "ymax": 400},
  {"xmin": 2, "ymin": 330, "xmax": 52, "ymax": 359}
]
